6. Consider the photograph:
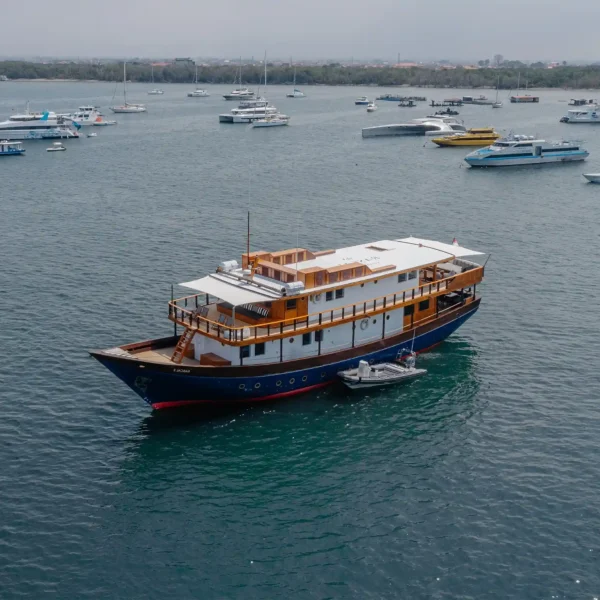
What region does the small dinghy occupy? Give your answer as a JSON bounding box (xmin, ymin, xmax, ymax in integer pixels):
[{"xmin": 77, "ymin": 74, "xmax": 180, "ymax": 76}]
[
  {"xmin": 87, "ymin": 132, "xmax": 97, "ymax": 138},
  {"xmin": 47, "ymin": 142, "xmax": 66, "ymax": 152},
  {"xmin": 338, "ymin": 352, "xmax": 427, "ymax": 390}
]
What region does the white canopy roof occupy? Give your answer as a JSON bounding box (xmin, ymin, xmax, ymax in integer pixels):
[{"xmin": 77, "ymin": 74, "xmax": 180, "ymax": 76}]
[
  {"xmin": 398, "ymin": 237, "xmax": 484, "ymax": 258},
  {"xmin": 179, "ymin": 273, "xmax": 280, "ymax": 306}
]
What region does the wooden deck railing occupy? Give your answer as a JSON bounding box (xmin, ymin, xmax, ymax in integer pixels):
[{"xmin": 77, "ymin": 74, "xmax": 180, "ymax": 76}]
[{"xmin": 168, "ymin": 265, "xmax": 483, "ymax": 345}]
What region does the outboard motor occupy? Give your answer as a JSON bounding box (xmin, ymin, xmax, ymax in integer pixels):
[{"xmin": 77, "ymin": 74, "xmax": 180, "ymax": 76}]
[{"xmin": 357, "ymin": 360, "xmax": 370, "ymax": 378}]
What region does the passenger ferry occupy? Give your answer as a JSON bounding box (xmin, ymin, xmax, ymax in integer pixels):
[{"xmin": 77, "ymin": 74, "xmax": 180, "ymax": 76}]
[
  {"xmin": 560, "ymin": 106, "xmax": 600, "ymax": 123},
  {"xmin": 91, "ymin": 237, "xmax": 485, "ymax": 410},
  {"xmin": 0, "ymin": 111, "xmax": 79, "ymax": 140},
  {"xmin": 464, "ymin": 134, "xmax": 589, "ymax": 167},
  {"xmin": 0, "ymin": 140, "xmax": 25, "ymax": 156},
  {"xmin": 432, "ymin": 127, "xmax": 501, "ymax": 147}
]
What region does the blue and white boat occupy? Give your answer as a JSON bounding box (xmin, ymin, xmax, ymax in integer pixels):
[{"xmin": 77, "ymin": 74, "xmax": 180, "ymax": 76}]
[
  {"xmin": 0, "ymin": 140, "xmax": 25, "ymax": 156},
  {"xmin": 355, "ymin": 96, "xmax": 369, "ymax": 105},
  {"xmin": 464, "ymin": 135, "xmax": 589, "ymax": 167},
  {"xmin": 0, "ymin": 110, "xmax": 79, "ymax": 140},
  {"xmin": 90, "ymin": 236, "xmax": 485, "ymax": 411}
]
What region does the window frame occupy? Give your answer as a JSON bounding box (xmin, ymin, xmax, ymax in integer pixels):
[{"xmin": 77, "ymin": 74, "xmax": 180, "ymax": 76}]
[
  {"xmin": 302, "ymin": 332, "xmax": 312, "ymax": 346},
  {"xmin": 418, "ymin": 299, "xmax": 430, "ymax": 312},
  {"xmin": 315, "ymin": 330, "xmax": 324, "ymax": 343},
  {"xmin": 325, "ymin": 291, "xmax": 334, "ymax": 302},
  {"xmin": 335, "ymin": 288, "xmax": 344, "ymax": 300},
  {"xmin": 254, "ymin": 342, "xmax": 266, "ymax": 356}
]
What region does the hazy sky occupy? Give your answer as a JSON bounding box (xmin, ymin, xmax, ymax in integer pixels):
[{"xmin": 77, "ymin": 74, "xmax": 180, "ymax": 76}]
[{"xmin": 2, "ymin": 0, "xmax": 599, "ymax": 62}]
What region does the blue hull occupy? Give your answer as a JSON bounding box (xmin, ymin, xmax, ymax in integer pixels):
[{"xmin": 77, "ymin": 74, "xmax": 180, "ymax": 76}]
[{"xmin": 92, "ymin": 301, "xmax": 480, "ymax": 410}]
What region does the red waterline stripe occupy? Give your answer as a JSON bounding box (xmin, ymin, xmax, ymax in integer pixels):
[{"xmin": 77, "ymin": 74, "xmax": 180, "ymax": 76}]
[{"xmin": 151, "ymin": 381, "xmax": 333, "ymax": 410}]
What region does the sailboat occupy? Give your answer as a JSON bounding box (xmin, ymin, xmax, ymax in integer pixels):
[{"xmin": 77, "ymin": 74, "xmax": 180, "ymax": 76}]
[
  {"xmin": 253, "ymin": 53, "xmax": 289, "ymax": 127},
  {"xmin": 492, "ymin": 75, "xmax": 502, "ymax": 108},
  {"xmin": 147, "ymin": 64, "xmax": 164, "ymax": 95},
  {"xmin": 111, "ymin": 63, "xmax": 147, "ymax": 113},
  {"xmin": 187, "ymin": 64, "xmax": 209, "ymax": 97},
  {"xmin": 286, "ymin": 65, "xmax": 306, "ymax": 98},
  {"xmin": 223, "ymin": 58, "xmax": 254, "ymax": 100}
]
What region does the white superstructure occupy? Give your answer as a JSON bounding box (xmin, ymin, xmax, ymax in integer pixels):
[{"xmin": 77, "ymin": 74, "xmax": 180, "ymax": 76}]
[
  {"xmin": 219, "ymin": 106, "xmax": 278, "ymax": 123},
  {"xmin": 362, "ymin": 117, "xmax": 466, "ymax": 138},
  {"xmin": 61, "ymin": 106, "xmax": 101, "ymax": 126}
]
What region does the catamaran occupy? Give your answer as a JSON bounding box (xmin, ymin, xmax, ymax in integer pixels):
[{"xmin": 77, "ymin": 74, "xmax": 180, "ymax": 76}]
[
  {"xmin": 90, "ymin": 236, "xmax": 485, "ymax": 410},
  {"xmin": 0, "ymin": 109, "xmax": 79, "ymax": 140},
  {"xmin": 111, "ymin": 63, "xmax": 147, "ymax": 113}
]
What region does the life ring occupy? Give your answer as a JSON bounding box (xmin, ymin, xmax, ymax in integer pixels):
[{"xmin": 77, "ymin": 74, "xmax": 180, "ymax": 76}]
[
  {"xmin": 360, "ymin": 318, "xmax": 369, "ymax": 330},
  {"xmin": 314, "ymin": 293, "xmax": 322, "ymax": 302}
]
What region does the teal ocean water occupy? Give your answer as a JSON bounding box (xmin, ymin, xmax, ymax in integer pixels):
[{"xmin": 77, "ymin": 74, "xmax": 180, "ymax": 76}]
[{"xmin": 1, "ymin": 82, "xmax": 600, "ymax": 598}]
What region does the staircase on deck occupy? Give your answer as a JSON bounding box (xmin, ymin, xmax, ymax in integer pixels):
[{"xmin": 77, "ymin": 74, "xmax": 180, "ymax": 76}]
[{"xmin": 171, "ymin": 328, "xmax": 195, "ymax": 363}]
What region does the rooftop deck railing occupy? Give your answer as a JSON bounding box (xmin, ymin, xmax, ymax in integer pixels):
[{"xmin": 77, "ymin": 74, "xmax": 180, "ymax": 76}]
[{"xmin": 168, "ymin": 265, "xmax": 483, "ymax": 345}]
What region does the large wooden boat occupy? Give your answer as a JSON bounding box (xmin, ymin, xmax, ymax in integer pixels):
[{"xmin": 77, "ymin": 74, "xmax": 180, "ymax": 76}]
[{"xmin": 91, "ymin": 237, "xmax": 485, "ymax": 410}]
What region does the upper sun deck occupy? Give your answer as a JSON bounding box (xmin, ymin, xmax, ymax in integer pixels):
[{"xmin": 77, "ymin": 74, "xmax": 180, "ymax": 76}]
[{"xmin": 181, "ymin": 237, "xmax": 484, "ymax": 300}]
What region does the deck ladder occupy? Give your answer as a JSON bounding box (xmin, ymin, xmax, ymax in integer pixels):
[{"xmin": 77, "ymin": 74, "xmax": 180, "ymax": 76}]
[{"xmin": 171, "ymin": 328, "xmax": 195, "ymax": 364}]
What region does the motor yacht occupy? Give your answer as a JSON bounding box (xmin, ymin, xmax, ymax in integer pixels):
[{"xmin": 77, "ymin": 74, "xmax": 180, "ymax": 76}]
[
  {"xmin": 464, "ymin": 134, "xmax": 589, "ymax": 167},
  {"xmin": 219, "ymin": 106, "xmax": 278, "ymax": 123},
  {"xmin": 60, "ymin": 106, "xmax": 102, "ymax": 126},
  {"xmin": 583, "ymin": 173, "xmax": 600, "ymax": 183},
  {"xmin": 367, "ymin": 101, "xmax": 378, "ymax": 112},
  {"xmin": 362, "ymin": 117, "xmax": 466, "ymax": 138},
  {"xmin": 355, "ymin": 96, "xmax": 369, "ymax": 105},
  {"xmin": 188, "ymin": 89, "xmax": 209, "ymax": 97}
]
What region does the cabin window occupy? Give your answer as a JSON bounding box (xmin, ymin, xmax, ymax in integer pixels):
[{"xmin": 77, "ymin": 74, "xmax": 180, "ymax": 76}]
[
  {"xmin": 302, "ymin": 332, "xmax": 312, "ymax": 346},
  {"xmin": 335, "ymin": 289, "xmax": 344, "ymax": 300},
  {"xmin": 315, "ymin": 330, "xmax": 324, "ymax": 342},
  {"xmin": 419, "ymin": 299, "xmax": 430, "ymax": 312},
  {"xmin": 285, "ymin": 254, "xmax": 293, "ymax": 264},
  {"xmin": 329, "ymin": 272, "xmax": 338, "ymax": 284},
  {"xmin": 254, "ymin": 342, "xmax": 265, "ymax": 356},
  {"xmin": 287, "ymin": 274, "xmax": 295, "ymax": 283},
  {"xmin": 315, "ymin": 271, "xmax": 324, "ymax": 286},
  {"xmin": 342, "ymin": 269, "xmax": 352, "ymax": 281},
  {"xmin": 398, "ymin": 273, "xmax": 407, "ymax": 283},
  {"xmin": 285, "ymin": 299, "xmax": 297, "ymax": 310},
  {"xmin": 405, "ymin": 304, "xmax": 415, "ymax": 316},
  {"xmin": 240, "ymin": 346, "xmax": 250, "ymax": 359},
  {"xmin": 408, "ymin": 271, "xmax": 417, "ymax": 280},
  {"xmin": 273, "ymin": 270, "xmax": 281, "ymax": 281},
  {"xmin": 326, "ymin": 291, "xmax": 334, "ymax": 302}
]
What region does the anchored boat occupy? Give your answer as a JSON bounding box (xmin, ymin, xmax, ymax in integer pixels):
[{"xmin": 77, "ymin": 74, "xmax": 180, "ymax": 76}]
[
  {"xmin": 0, "ymin": 140, "xmax": 25, "ymax": 156},
  {"xmin": 432, "ymin": 127, "xmax": 501, "ymax": 147},
  {"xmin": 90, "ymin": 236, "xmax": 485, "ymax": 410}
]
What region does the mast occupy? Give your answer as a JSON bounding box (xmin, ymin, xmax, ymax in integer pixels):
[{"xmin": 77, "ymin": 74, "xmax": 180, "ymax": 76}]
[
  {"xmin": 123, "ymin": 62, "xmax": 127, "ymax": 106},
  {"xmin": 194, "ymin": 64, "xmax": 198, "ymax": 85},
  {"xmin": 151, "ymin": 63, "xmax": 154, "ymax": 84},
  {"xmin": 517, "ymin": 72, "xmax": 520, "ymax": 91},
  {"xmin": 495, "ymin": 74, "xmax": 499, "ymax": 102},
  {"xmin": 264, "ymin": 51, "xmax": 267, "ymax": 93}
]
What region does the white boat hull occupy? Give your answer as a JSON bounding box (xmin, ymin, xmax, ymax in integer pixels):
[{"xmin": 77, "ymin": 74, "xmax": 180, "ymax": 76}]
[
  {"xmin": 110, "ymin": 106, "xmax": 147, "ymax": 113},
  {"xmin": 0, "ymin": 128, "xmax": 78, "ymax": 140},
  {"xmin": 466, "ymin": 152, "xmax": 589, "ymax": 167},
  {"xmin": 252, "ymin": 119, "xmax": 289, "ymax": 127},
  {"xmin": 583, "ymin": 173, "xmax": 600, "ymax": 183}
]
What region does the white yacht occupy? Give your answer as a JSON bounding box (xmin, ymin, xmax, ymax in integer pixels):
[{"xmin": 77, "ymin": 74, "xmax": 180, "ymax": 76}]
[
  {"xmin": 464, "ymin": 134, "xmax": 589, "ymax": 167},
  {"xmin": 583, "ymin": 173, "xmax": 600, "ymax": 183},
  {"xmin": 238, "ymin": 98, "xmax": 268, "ymax": 108},
  {"xmin": 0, "ymin": 110, "xmax": 79, "ymax": 140},
  {"xmin": 111, "ymin": 63, "xmax": 147, "ymax": 113},
  {"xmin": 187, "ymin": 65, "xmax": 209, "ymax": 97},
  {"xmin": 219, "ymin": 106, "xmax": 278, "ymax": 123},
  {"xmin": 362, "ymin": 117, "xmax": 466, "ymax": 138},
  {"xmin": 61, "ymin": 106, "xmax": 101, "ymax": 127},
  {"xmin": 223, "ymin": 58, "xmax": 254, "ymax": 100},
  {"xmin": 560, "ymin": 106, "xmax": 600, "ymax": 123},
  {"xmin": 252, "ymin": 114, "xmax": 290, "ymax": 127},
  {"xmin": 367, "ymin": 101, "xmax": 378, "ymax": 112}
]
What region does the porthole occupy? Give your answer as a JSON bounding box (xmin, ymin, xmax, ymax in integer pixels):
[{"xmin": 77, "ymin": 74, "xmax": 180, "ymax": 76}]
[
  {"xmin": 360, "ymin": 283, "xmax": 364, "ymax": 288},
  {"xmin": 254, "ymin": 383, "xmax": 261, "ymax": 389},
  {"xmin": 373, "ymin": 319, "xmax": 377, "ymax": 325},
  {"xmin": 276, "ymin": 380, "xmax": 282, "ymax": 387},
  {"xmin": 289, "ymin": 338, "xmax": 294, "ymax": 343},
  {"xmin": 386, "ymin": 315, "xmax": 390, "ymax": 320},
  {"xmin": 302, "ymin": 376, "xmax": 308, "ymax": 382},
  {"xmin": 289, "ymin": 378, "xmax": 295, "ymax": 384},
  {"xmin": 239, "ymin": 383, "xmax": 246, "ymax": 390}
]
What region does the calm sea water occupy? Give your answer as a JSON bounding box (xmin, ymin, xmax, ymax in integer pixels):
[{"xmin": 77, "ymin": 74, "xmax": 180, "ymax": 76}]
[{"xmin": 1, "ymin": 82, "xmax": 600, "ymax": 599}]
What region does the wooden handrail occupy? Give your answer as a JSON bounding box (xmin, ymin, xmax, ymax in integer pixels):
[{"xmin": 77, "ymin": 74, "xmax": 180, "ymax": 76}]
[{"xmin": 169, "ymin": 266, "xmax": 483, "ymax": 341}]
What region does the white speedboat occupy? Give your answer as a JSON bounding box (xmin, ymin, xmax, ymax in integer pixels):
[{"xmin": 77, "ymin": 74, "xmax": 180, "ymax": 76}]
[
  {"xmin": 560, "ymin": 106, "xmax": 600, "ymax": 123},
  {"xmin": 87, "ymin": 132, "xmax": 97, "ymax": 138},
  {"xmin": 188, "ymin": 88, "xmax": 209, "ymax": 97},
  {"xmin": 0, "ymin": 140, "xmax": 25, "ymax": 156},
  {"xmin": 362, "ymin": 117, "xmax": 466, "ymax": 138},
  {"xmin": 583, "ymin": 173, "xmax": 600, "ymax": 183},
  {"xmin": 367, "ymin": 101, "xmax": 377, "ymax": 112},
  {"xmin": 148, "ymin": 89, "xmax": 164, "ymax": 95},
  {"xmin": 223, "ymin": 88, "xmax": 254, "ymax": 101},
  {"xmin": 338, "ymin": 353, "xmax": 427, "ymax": 390},
  {"xmin": 464, "ymin": 134, "xmax": 589, "ymax": 167},
  {"xmin": 355, "ymin": 96, "xmax": 369, "ymax": 105},
  {"xmin": 111, "ymin": 63, "xmax": 147, "ymax": 113},
  {"xmin": 0, "ymin": 110, "xmax": 79, "ymax": 140},
  {"xmin": 61, "ymin": 105, "xmax": 101, "ymax": 126},
  {"xmin": 93, "ymin": 119, "xmax": 117, "ymax": 126},
  {"xmin": 47, "ymin": 142, "xmax": 66, "ymax": 152},
  {"xmin": 252, "ymin": 114, "xmax": 290, "ymax": 127}
]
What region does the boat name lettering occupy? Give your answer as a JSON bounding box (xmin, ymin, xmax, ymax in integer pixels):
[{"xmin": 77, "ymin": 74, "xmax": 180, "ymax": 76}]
[{"xmin": 174, "ymin": 368, "xmax": 190, "ymax": 374}]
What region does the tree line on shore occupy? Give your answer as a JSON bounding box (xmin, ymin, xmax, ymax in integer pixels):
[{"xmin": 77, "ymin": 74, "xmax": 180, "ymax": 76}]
[{"xmin": 2, "ymin": 61, "xmax": 600, "ymax": 89}]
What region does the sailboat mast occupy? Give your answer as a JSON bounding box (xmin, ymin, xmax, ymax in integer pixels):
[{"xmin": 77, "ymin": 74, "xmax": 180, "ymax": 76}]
[{"xmin": 123, "ymin": 62, "xmax": 127, "ymax": 105}]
